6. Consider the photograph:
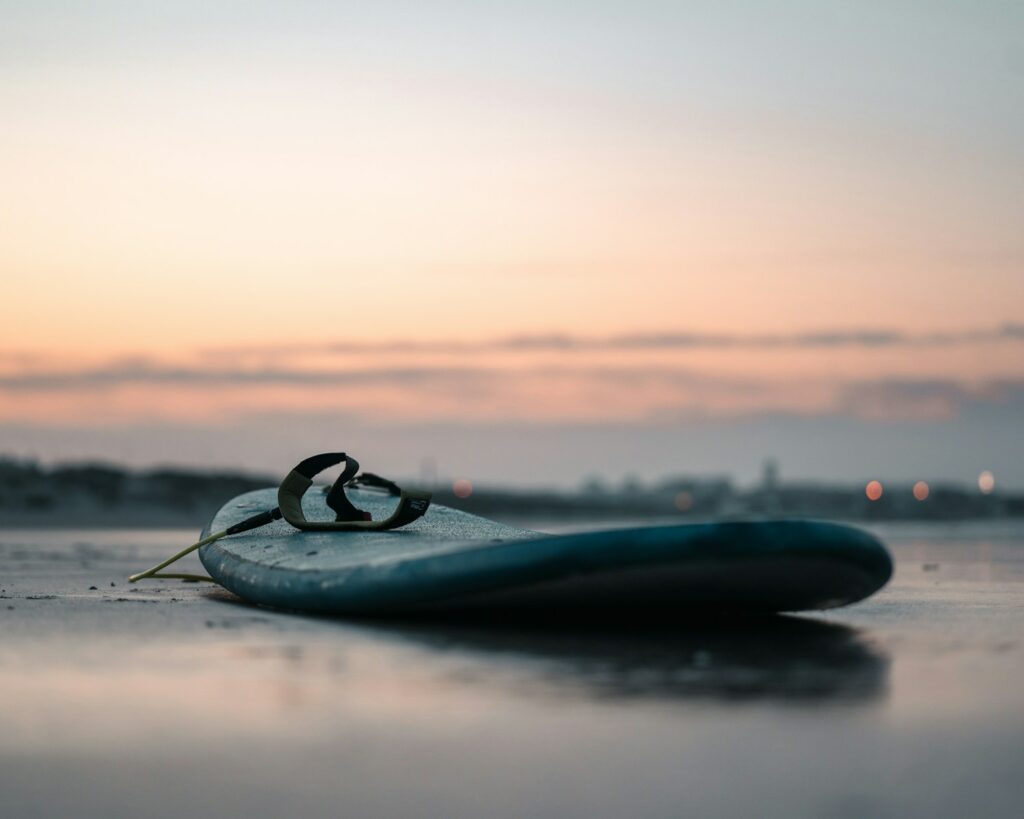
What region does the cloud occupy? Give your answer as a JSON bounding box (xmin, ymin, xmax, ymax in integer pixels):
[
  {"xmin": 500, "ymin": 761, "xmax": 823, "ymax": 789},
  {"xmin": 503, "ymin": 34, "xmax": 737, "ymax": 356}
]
[
  {"xmin": 837, "ymin": 379, "xmax": 974, "ymax": 421},
  {"xmin": 199, "ymin": 321, "xmax": 1024, "ymax": 358},
  {"xmin": 0, "ymin": 359, "xmax": 774, "ymax": 394},
  {"xmin": 3, "ymin": 319, "xmax": 1023, "ymax": 428},
  {"xmin": 0, "ymin": 363, "xmax": 492, "ymax": 391},
  {"xmin": 836, "ymin": 378, "xmax": 1024, "ymax": 421},
  {"xmin": 2, "ymin": 355, "xmax": 1023, "ymax": 428}
]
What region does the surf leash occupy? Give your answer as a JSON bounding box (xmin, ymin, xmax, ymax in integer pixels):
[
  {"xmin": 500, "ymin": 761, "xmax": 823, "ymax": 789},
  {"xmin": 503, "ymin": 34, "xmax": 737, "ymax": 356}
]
[{"xmin": 128, "ymin": 452, "xmax": 431, "ymax": 583}]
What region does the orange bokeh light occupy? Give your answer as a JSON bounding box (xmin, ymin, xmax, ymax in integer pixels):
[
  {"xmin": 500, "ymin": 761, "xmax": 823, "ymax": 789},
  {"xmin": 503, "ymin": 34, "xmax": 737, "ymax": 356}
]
[
  {"xmin": 912, "ymin": 480, "xmax": 929, "ymax": 501},
  {"xmin": 865, "ymin": 480, "xmax": 883, "ymax": 501},
  {"xmin": 452, "ymin": 478, "xmax": 473, "ymax": 499},
  {"xmin": 978, "ymin": 471, "xmax": 995, "ymax": 494},
  {"xmin": 674, "ymin": 491, "xmax": 693, "ymax": 512}
]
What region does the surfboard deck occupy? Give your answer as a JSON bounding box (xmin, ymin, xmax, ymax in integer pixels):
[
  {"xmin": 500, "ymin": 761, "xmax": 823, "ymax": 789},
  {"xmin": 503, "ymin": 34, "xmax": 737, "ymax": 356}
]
[{"xmin": 198, "ymin": 488, "xmax": 892, "ymax": 615}]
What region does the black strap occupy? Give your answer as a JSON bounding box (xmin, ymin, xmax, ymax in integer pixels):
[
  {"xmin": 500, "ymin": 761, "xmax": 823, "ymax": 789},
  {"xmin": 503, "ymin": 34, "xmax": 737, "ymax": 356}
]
[
  {"xmin": 349, "ymin": 472, "xmax": 402, "ymax": 496},
  {"xmin": 277, "ymin": 452, "xmax": 431, "ymax": 532},
  {"xmin": 324, "ymin": 456, "xmax": 369, "ymax": 522}
]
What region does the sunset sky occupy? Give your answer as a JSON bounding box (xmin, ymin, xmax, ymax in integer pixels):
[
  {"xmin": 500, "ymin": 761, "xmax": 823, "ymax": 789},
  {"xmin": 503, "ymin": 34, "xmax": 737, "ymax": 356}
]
[{"xmin": 1, "ymin": 2, "xmax": 1022, "ymax": 486}]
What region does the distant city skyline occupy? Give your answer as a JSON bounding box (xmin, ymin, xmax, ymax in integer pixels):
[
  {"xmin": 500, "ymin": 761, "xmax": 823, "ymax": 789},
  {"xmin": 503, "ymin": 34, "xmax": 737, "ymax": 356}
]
[{"xmin": 1, "ymin": 408, "xmax": 1017, "ymax": 491}]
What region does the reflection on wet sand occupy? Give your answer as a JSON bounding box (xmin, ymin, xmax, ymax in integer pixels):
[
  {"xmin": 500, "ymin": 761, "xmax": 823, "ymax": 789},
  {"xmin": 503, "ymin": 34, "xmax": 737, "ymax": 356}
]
[
  {"xmin": 354, "ymin": 612, "xmax": 890, "ymax": 706},
  {"xmin": 7, "ymin": 528, "xmax": 1023, "ymax": 819}
]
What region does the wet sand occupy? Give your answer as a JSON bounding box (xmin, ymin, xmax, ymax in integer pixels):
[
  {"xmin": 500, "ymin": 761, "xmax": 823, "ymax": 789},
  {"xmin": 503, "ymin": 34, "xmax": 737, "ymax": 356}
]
[{"xmin": 1, "ymin": 523, "xmax": 1023, "ymax": 818}]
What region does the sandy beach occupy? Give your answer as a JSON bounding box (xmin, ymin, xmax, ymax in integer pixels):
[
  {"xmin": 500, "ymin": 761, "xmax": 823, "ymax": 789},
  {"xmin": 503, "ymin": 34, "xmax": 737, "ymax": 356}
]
[{"xmin": 2, "ymin": 522, "xmax": 1022, "ymax": 818}]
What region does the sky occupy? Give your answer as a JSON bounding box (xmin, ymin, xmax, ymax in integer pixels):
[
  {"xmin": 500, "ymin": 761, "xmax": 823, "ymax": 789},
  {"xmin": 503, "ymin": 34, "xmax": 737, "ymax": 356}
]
[{"xmin": 1, "ymin": 1, "xmax": 1022, "ymax": 488}]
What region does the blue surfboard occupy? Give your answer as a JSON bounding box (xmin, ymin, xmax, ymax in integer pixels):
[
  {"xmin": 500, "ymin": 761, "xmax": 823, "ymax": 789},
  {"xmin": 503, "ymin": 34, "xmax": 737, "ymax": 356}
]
[{"xmin": 198, "ymin": 487, "xmax": 892, "ymax": 615}]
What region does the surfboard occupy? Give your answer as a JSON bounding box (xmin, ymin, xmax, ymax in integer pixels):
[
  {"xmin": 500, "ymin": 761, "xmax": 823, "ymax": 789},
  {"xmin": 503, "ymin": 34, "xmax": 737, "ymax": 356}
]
[{"xmin": 197, "ymin": 487, "xmax": 892, "ymax": 615}]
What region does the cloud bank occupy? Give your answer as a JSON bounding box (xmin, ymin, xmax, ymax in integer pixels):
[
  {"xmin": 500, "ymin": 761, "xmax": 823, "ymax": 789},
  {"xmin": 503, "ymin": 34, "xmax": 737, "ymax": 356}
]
[
  {"xmin": 2, "ymin": 321, "xmax": 1021, "ymax": 427},
  {"xmin": 199, "ymin": 321, "xmax": 1024, "ymax": 358},
  {"xmin": 1, "ymin": 358, "xmax": 1021, "ymax": 425}
]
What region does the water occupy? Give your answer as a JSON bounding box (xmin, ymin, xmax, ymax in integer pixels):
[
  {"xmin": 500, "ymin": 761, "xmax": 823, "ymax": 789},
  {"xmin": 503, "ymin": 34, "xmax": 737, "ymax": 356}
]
[{"xmin": 1, "ymin": 522, "xmax": 1022, "ymax": 818}]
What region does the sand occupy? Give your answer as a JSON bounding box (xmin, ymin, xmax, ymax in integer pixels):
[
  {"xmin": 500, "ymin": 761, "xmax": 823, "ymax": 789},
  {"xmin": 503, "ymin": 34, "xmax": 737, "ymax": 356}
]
[{"xmin": 1, "ymin": 522, "xmax": 1022, "ymax": 818}]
